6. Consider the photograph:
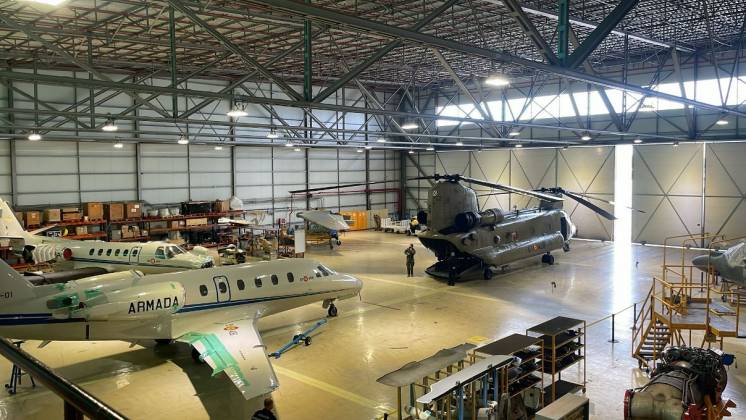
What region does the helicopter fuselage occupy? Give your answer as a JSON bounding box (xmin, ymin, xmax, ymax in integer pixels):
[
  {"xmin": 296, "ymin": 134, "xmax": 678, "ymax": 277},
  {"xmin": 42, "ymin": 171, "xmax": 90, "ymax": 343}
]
[{"xmin": 418, "ymin": 207, "xmax": 575, "ymax": 279}]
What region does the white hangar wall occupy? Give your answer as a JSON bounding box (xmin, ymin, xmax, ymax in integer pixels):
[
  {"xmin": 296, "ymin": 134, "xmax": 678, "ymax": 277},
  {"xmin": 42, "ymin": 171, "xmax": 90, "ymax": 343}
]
[
  {"xmin": 0, "ymin": 141, "xmax": 400, "ymax": 225},
  {"xmin": 407, "ymin": 142, "xmax": 746, "ymax": 245}
]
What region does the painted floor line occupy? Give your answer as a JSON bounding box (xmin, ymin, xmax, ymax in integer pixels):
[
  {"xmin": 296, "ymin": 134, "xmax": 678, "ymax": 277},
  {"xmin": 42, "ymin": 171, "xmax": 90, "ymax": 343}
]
[
  {"xmin": 273, "ymin": 365, "xmax": 390, "ymax": 414},
  {"xmin": 360, "ymin": 275, "xmax": 511, "ymax": 305}
]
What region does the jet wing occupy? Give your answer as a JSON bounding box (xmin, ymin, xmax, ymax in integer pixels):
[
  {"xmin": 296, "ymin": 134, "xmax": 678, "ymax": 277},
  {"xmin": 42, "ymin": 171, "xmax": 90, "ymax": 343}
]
[
  {"xmin": 177, "ymin": 318, "xmax": 279, "ymax": 400},
  {"xmin": 297, "ymin": 210, "xmax": 350, "ymax": 231}
]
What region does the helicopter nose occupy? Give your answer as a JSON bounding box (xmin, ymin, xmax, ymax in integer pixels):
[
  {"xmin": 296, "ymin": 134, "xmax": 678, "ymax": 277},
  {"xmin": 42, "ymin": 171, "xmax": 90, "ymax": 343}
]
[{"xmin": 692, "ymin": 254, "xmax": 716, "ymax": 272}]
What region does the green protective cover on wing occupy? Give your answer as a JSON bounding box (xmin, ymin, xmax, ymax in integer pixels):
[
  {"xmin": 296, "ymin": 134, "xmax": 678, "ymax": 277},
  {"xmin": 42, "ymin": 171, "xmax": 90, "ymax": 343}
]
[{"xmin": 177, "ymin": 318, "xmax": 279, "ymax": 400}]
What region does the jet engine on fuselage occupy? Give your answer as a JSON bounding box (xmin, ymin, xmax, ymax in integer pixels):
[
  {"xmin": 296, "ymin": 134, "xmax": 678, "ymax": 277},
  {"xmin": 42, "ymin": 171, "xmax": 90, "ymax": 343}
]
[{"xmin": 46, "ymin": 280, "xmax": 185, "ymax": 321}]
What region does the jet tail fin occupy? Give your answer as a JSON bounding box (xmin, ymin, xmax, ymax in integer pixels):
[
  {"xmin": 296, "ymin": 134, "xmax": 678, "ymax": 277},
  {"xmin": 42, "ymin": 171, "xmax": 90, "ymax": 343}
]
[
  {"xmin": 0, "ymin": 255, "xmax": 36, "ymax": 302},
  {"xmin": 0, "ymin": 199, "xmax": 27, "ymax": 240}
]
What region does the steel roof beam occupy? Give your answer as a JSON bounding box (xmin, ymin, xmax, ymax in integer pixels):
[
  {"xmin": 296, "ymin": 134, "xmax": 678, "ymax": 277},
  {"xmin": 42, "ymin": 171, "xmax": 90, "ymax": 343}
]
[
  {"xmin": 501, "ymin": 0, "xmax": 559, "ymax": 65},
  {"xmin": 312, "ymin": 0, "xmax": 459, "ymax": 103},
  {"xmin": 168, "ymin": 0, "xmax": 303, "ymax": 102},
  {"xmin": 245, "ymin": 0, "xmax": 746, "ymax": 117},
  {"xmin": 565, "ymin": 0, "xmax": 642, "ymax": 69}
]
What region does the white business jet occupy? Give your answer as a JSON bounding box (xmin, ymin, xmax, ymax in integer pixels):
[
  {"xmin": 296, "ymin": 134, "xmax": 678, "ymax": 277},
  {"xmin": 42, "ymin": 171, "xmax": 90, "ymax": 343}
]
[
  {"xmin": 0, "ymin": 199, "xmax": 213, "ymax": 273},
  {"xmin": 0, "ymin": 257, "xmax": 362, "ymax": 399}
]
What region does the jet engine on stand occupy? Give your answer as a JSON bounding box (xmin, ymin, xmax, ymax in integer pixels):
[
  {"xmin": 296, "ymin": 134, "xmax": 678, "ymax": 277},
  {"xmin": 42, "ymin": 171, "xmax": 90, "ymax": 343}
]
[{"xmin": 625, "ymin": 346, "xmax": 736, "ymax": 420}]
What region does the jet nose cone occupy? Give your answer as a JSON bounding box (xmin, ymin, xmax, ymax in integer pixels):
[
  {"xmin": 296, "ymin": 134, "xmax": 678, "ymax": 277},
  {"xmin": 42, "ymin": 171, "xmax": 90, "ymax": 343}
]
[{"xmin": 692, "ymin": 254, "xmax": 713, "ymax": 272}]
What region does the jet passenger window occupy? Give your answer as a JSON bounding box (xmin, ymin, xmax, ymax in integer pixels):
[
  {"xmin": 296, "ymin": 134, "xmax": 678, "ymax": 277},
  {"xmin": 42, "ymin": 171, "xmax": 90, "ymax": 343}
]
[
  {"xmin": 237, "ymin": 280, "xmax": 245, "ymax": 290},
  {"xmin": 199, "ymin": 285, "xmax": 208, "ymax": 296},
  {"xmin": 89, "ymin": 248, "xmax": 94, "ymax": 256},
  {"xmin": 255, "ymin": 277, "xmax": 263, "ymax": 288},
  {"xmin": 132, "ymin": 249, "xmax": 139, "ymax": 257},
  {"xmin": 155, "ymin": 247, "xmax": 166, "ymax": 259},
  {"xmin": 97, "ymin": 249, "xmax": 103, "ymax": 256},
  {"xmin": 115, "ymin": 249, "xmax": 120, "ymax": 256},
  {"xmin": 123, "ymin": 249, "xmax": 129, "ymax": 257},
  {"xmin": 218, "ymin": 282, "xmax": 227, "ymax": 293},
  {"xmin": 106, "ymin": 249, "xmax": 112, "ymax": 256},
  {"xmin": 287, "ymin": 273, "xmax": 294, "ymax": 283},
  {"xmin": 271, "ymin": 275, "xmax": 278, "ymax": 285}
]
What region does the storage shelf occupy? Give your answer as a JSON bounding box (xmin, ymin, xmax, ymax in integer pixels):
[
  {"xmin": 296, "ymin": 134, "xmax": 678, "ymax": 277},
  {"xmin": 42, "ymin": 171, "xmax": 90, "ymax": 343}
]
[
  {"xmin": 509, "ymin": 374, "xmax": 541, "ymax": 397},
  {"xmin": 45, "ymin": 219, "xmax": 107, "ymax": 227},
  {"xmin": 62, "ymin": 232, "xmax": 107, "ymax": 240},
  {"xmin": 543, "ymin": 355, "xmax": 584, "ymax": 374},
  {"xmin": 110, "ymin": 236, "xmax": 149, "ymax": 242},
  {"xmin": 543, "ymin": 379, "xmax": 583, "ymax": 402}
]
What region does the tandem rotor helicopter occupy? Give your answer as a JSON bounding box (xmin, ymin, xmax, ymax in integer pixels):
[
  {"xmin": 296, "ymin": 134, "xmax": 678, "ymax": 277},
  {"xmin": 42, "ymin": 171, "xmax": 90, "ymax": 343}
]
[{"xmin": 291, "ymin": 174, "xmax": 635, "ymax": 282}]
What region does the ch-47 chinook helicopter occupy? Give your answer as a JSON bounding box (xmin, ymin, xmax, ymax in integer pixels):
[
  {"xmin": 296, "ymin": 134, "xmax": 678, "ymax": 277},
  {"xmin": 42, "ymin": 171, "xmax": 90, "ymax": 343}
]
[
  {"xmin": 410, "ymin": 174, "xmax": 619, "ymax": 281},
  {"xmin": 290, "ymin": 174, "xmax": 622, "ymax": 282}
]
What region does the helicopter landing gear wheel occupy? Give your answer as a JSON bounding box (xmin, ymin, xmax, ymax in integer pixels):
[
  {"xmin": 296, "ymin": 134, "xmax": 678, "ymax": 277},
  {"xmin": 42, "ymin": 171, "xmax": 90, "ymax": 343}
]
[
  {"xmin": 541, "ymin": 253, "xmax": 555, "ymax": 265},
  {"xmin": 483, "ymin": 267, "xmax": 493, "ymax": 280},
  {"xmin": 563, "ymin": 242, "xmax": 571, "ymax": 252},
  {"xmin": 327, "ymin": 303, "xmax": 338, "ymax": 317}
]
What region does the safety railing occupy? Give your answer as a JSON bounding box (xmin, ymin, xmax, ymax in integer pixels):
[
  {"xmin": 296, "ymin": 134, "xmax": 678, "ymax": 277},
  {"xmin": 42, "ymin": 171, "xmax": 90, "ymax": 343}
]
[{"xmin": 0, "ymin": 338, "xmax": 126, "ymax": 420}]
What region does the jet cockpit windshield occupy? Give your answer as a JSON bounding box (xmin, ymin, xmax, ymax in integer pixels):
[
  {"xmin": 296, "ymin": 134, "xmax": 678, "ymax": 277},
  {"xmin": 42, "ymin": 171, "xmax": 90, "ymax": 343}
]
[{"xmin": 156, "ymin": 245, "xmax": 188, "ymax": 259}]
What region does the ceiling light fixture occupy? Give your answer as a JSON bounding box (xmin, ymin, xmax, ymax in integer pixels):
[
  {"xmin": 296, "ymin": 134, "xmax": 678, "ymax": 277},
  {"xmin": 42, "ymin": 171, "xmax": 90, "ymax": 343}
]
[
  {"xmin": 177, "ymin": 135, "xmax": 189, "ymax": 145},
  {"xmin": 214, "ymin": 145, "xmax": 223, "ymax": 151},
  {"xmin": 455, "ymin": 141, "xmax": 464, "ymax": 146},
  {"xmin": 101, "ymin": 116, "xmax": 118, "ymax": 132},
  {"xmin": 633, "ymin": 138, "xmax": 643, "ymax": 144},
  {"xmin": 485, "ymin": 74, "xmax": 510, "ymax": 87},
  {"xmin": 356, "ymin": 148, "xmax": 363, "ymax": 153},
  {"xmin": 376, "ymin": 138, "xmax": 387, "ymax": 143},
  {"xmin": 113, "ymin": 141, "xmax": 124, "ymax": 149},
  {"xmin": 27, "ymin": 132, "xmax": 41, "ymax": 141},
  {"xmin": 408, "ymin": 149, "xmax": 415, "ymax": 154},
  {"xmin": 515, "ymin": 144, "xmax": 523, "ymax": 148},
  {"xmin": 365, "ymin": 145, "xmax": 373, "ymax": 150},
  {"xmin": 285, "ymin": 141, "xmax": 293, "ymax": 147},
  {"xmin": 18, "ymin": 0, "xmax": 66, "ymax": 6},
  {"xmin": 673, "ymin": 141, "xmax": 680, "ymax": 147},
  {"xmin": 580, "ymin": 133, "xmax": 591, "ymax": 141},
  {"xmin": 266, "ymin": 130, "xmax": 279, "ymax": 139},
  {"xmin": 426, "ymin": 146, "xmax": 435, "ymax": 151},
  {"xmin": 716, "ymin": 119, "xmax": 729, "ymax": 126},
  {"xmin": 508, "ymin": 130, "xmax": 520, "ymax": 136},
  {"xmin": 294, "ymin": 147, "xmax": 302, "ymax": 152},
  {"xmin": 227, "ymin": 105, "xmax": 248, "ymax": 118},
  {"xmin": 400, "ymin": 122, "xmax": 419, "ymax": 130}
]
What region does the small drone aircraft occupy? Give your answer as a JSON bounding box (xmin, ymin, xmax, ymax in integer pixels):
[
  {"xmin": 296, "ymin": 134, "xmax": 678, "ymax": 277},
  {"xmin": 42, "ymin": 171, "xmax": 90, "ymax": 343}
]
[
  {"xmin": 0, "ymin": 257, "xmax": 362, "ymax": 400},
  {"xmin": 295, "ymin": 210, "xmax": 350, "ymax": 249},
  {"xmin": 291, "ymin": 174, "xmax": 624, "ymax": 282},
  {"xmin": 692, "ymin": 242, "xmax": 746, "ymax": 285}
]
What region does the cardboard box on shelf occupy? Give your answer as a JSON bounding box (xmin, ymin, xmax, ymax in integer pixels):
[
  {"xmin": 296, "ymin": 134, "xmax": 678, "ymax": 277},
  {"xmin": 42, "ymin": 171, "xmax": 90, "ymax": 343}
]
[
  {"xmin": 25, "ymin": 211, "xmax": 41, "ymax": 226},
  {"xmin": 84, "ymin": 202, "xmax": 104, "ymax": 220},
  {"xmin": 75, "ymin": 226, "xmax": 88, "ymax": 236},
  {"xmin": 122, "ymin": 230, "xmax": 134, "ymax": 239},
  {"xmin": 44, "ymin": 209, "xmax": 61, "ymax": 223},
  {"xmin": 141, "ymin": 229, "xmax": 148, "ymax": 237},
  {"xmin": 214, "ymin": 200, "xmax": 230, "ymax": 213},
  {"xmin": 126, "ymin": 202, "xmax": 142, "ymax": 218},
  {"xmin": 105, "ymin": 203, "xmax": 125, "ymax": 221},
  {"xmin": 185, "ymin": 217, "xmax": 208, "ymax": 227},
  {"xmin": 62, "ymin": 212, "xmax": 82, "ymax": 221},
  {"xmin": 170, "ymin": 220, "xmax": 185, "ymax": 229},
  {"xmin": 61, "ymin": 207, "xmax": 80, "ymax": 213}
]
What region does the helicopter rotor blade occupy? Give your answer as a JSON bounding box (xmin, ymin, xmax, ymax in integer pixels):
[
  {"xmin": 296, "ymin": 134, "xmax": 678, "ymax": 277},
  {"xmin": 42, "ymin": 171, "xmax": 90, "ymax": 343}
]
[
  {"xmin": 458, "ymin": 176, "xmax": 563, "ymax": 203},
  {"xmin": 288, "ymin": 180, "xmax": 393, "ymax": 194},
  {"xmin": 565, "ymin": 191, "xmax": 645, "ymax": 213},
  {"xmin": 550, "ymin": 188, "xmax": 617, "ymax": 220}
]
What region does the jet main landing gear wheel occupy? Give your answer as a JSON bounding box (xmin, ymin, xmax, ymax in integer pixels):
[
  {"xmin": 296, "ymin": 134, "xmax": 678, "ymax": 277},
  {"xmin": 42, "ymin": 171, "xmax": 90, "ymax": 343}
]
[
  {"xmin": 304, "ymin": 336, "xmax": 312, "ymax": 346},
  {"xmin": 541, "ymin": 253, "xmax": 555, "ymax": 265},
  {"xmin": 327, "ymin": 303, "xmax": 338, "ymax": 317}
]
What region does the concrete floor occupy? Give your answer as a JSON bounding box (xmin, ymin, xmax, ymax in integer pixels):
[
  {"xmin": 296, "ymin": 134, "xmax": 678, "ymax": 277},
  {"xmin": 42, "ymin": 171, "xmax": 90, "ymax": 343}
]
[{"xmin": 1, "ymin": 231, "xmax": 746, "ymax": 419}]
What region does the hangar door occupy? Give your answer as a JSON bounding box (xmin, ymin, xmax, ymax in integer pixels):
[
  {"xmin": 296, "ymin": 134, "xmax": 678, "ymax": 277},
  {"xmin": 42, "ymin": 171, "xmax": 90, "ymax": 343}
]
[
  {"xmin": 704, "ymin": 143, "xmax": 746, "ymax": 241},
  {"xmin": 632, "ymin": 144, "xmax": 704, "ymax": 245},
  {"xmin": 557, "ymin": 147, "xmax": 615, "ymax": 241}
]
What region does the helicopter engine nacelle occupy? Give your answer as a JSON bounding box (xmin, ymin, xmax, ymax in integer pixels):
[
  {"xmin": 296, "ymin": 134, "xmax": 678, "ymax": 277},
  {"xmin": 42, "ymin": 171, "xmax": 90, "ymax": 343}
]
[{"xmin": 454, "ymin": 209, "xmax": 505, "ymax": 232}]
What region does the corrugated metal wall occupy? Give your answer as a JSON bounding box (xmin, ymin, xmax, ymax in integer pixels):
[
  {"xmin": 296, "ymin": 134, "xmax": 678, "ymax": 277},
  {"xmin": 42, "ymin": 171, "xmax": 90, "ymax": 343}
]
[{"xmin": 0, "ymin": 141, "xmax": 400, "ymax": 225}]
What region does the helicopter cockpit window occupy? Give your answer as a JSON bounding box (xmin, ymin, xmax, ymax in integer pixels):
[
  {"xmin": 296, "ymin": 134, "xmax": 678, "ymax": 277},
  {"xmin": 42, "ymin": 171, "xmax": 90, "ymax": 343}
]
[{"xmin": 155, "ymin": 247, "xmax": 166, "ymax": 259}]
